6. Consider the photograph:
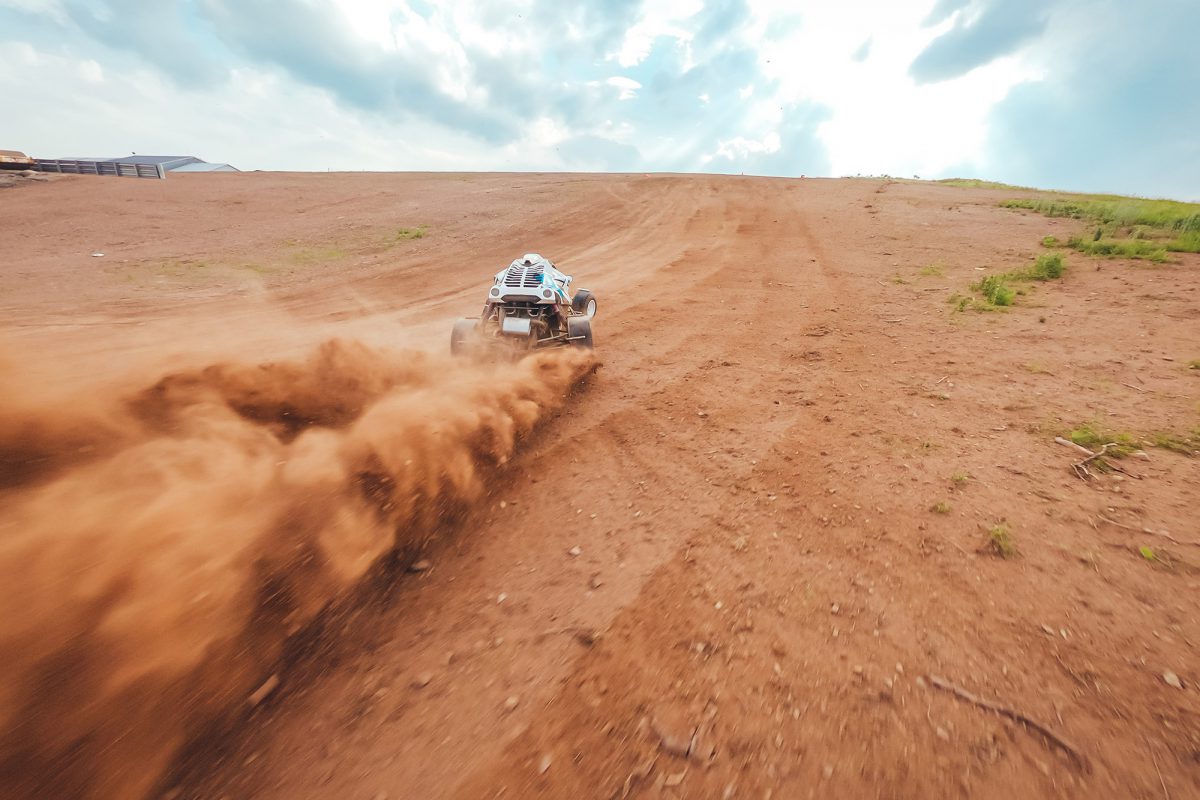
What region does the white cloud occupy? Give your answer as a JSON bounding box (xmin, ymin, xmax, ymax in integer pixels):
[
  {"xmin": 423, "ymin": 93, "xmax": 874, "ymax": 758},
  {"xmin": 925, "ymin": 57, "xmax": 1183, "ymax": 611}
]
[
  {"xmin": 608, "ymin": 0, "xmax": 702, "ymax": 68},
  {"xmin": 748, "ymin": 0, "xmax": 1038, "ymax": 177},
  {"xmin": 0, "ymin": 0, "xmax": 67, "ymax": 23},
  {"xmin": 605, "ymin": 76, "xmax": 642, "ymax": 100},
  {"xmin": 702, "ymin": 132, "xmax": 782, "ymax": 164},
  {"xmin": 1, "ymin": 0, "xmax": 1189, "ymax": 196},
  {"xmin": 77, "ymin": 58, "xmax": 102, "ymax": 83}
]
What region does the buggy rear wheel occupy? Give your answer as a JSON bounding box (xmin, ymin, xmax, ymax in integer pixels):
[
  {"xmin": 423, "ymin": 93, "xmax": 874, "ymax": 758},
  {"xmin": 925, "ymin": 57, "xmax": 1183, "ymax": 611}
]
[{"xmin": 567, "ymin": 316, "xmax": 593, "ymax": 349}]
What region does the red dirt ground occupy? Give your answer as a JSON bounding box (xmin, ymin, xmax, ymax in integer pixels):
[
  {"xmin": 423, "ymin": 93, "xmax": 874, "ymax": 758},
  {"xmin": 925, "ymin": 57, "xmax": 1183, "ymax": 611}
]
[{"xmin": 2, "ymin": 171, "xmax": 1198, "ymax": 799}]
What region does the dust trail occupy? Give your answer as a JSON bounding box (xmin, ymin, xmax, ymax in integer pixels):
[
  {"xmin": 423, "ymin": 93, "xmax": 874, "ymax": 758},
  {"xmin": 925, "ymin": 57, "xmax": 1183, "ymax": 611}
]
[{"xmin": 0, "ymin": 339, "xmax": 596, "ymax": 800}]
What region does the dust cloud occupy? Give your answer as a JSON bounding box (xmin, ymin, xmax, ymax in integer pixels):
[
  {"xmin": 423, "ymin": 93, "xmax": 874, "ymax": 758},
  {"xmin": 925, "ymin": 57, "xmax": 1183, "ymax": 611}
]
[{"xmin": 0, "ymin": 339, "xmax": 595, "ymax": 799}]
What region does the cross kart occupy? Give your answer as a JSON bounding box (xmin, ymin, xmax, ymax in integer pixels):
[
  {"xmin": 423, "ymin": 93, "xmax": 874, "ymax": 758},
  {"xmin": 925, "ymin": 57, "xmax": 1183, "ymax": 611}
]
[{"xmin": 451, "ymin": 253, "xmax": 596, "ymax": 356}]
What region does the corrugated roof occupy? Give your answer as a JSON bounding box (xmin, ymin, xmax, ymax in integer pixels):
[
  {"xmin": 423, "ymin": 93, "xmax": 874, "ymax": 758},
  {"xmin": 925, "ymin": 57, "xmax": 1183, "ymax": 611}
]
[
  {"xmin": 171, "ymin": 162, "xmax": 240, "ymax": 172},
  {"xmin": 102, "ymin": 155, "xmax": 200, "ymax": 168}
]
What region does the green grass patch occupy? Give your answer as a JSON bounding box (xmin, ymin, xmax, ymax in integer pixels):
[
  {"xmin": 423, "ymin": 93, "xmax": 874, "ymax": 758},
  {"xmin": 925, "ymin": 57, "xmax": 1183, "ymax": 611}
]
[
  {"xmin": 1041, "ymin": 235, "xmax": 1060, "ymax": 248},
  {"xmin": 1166, "ymin": 231, "xmax": 1200, "ymax": 253},
  {"xmin": 1067, "ymin": 424, "xmax": 1138, "ymax": 457},
  {"xmin": 962, "ymin": 253, "xmax": 1066, "ymax": 310},
  {"xmin": 285, "ymin": 244, "xmax": 348, "ymax": 266},
  {"xmin": 1066, "ymin": 236, "xmax": 1168, "ymax": 262},
  {"xmin": 1001, "ymin": 196, "xmax": 1200, "ymax": 234},
  {"xmin": 971, "ymin": 274, "xmax": 1015, "ymax": 306},
  {"xmin": 395, "ymin": 226, "xmax": 427, "ymax": 240},
  {"xmin": 919, "ymin": 263, "xmax": 946, "ymax": 277},
  {"xmin": 1066, "ymin": 424, "xmax": 1199, "ymax": 458},
  {"xmin": 938, "ymin": 178, "xmax": 1033, "ymax": 191},
  {"xmin": 1017, "ymin": 252, "xmax": 1065, "ymax": 280},
  {"xmin": 950, "ymin": 471, "xmax": 969, "ymax": 485},
  {"xmin": 1149, "ymin": 431, "xmax": 1200, "ymax": 457}
]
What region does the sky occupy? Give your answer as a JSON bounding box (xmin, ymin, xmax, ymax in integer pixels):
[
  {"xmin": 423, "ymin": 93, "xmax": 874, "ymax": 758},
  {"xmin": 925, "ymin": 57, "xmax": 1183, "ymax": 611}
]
[{"xmin": 1, "ymin": 0, "xmax": 1197, "ymax": 200}]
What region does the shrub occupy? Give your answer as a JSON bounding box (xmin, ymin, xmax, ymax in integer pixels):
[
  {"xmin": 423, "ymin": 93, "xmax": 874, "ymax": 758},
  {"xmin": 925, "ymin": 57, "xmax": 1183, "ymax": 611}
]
[
  {"xmin": 1028, "ymin": 252, "xmax": 1064, "ymax": 280},
  {"xmin": 972, "ymin": 274, "xmax": 1015, "ymax": 306}
]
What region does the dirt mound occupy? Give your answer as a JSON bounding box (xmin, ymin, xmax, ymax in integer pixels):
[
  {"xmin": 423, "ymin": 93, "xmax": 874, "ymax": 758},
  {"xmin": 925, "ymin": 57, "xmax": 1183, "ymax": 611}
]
[{"xmin": 0, "ymin": 340, "xmax": 595, "ymax": 799}]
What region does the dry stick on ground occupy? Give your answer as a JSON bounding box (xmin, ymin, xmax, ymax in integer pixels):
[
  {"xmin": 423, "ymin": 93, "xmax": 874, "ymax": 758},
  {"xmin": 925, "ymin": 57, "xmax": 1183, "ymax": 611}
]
[
  {"xmin": 927, "ymin": 675, "xmax": 1089, "ymax": 771},
  {"xmin": 1054, "ymin": 437, "xmax": 1139, "ymax": 480},
  {"xmin": 1121, "ymin": 382, "xmax": 1148, "ymax": 393},
  {"xmin": 1145, "ymin": 737, "xmax": 1170, "ymax": 800},
  {"xmin": 1095, "ymin": 514, "xmax": 1200, "ymax": 547}
]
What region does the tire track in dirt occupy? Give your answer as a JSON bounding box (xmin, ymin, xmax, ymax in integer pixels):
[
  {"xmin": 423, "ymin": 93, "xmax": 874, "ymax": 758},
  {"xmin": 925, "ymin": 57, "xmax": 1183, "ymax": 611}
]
[
  {"xmin": 167, "ymin": 179, "xmax": 850, "ymax": 800},
  {"xmin": 5, "ymin": 173, "xmax": 1197, "ymax": 800}
]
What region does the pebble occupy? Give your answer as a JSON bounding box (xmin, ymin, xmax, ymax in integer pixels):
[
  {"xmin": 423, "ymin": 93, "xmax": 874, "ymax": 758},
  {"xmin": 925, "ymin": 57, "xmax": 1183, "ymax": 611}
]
[
  {"xmin": 589, "ymin": 574, "xmax": 603, "ymax": 589},
  {"xmin": 568, "ymin": 546, "xmax": 582, "ymax": 557},
  {"xmin": 408, "ymin": 559, "xmax": 431, "ymax": 573},
  {"xmin": 412, "ymin": 672, "xmax": 433, "ymax": 689},
  {"xmin": 936, "ymin": 726, "xmax": 950, "ymax": 741},
  {"xmin": 538, "ymin": 753, "xmax": 552, "ymax": 774},
  {"xmin": 504, "ymin": 695, "xmax": 520, "ymax": 712},
  {"xmin": 665, "ymin": 770, "xmax": 686, "ymax": 787},
  {"xmin": 1163, "ymin": 671, "xmax": 1183, "ymax": 689}
]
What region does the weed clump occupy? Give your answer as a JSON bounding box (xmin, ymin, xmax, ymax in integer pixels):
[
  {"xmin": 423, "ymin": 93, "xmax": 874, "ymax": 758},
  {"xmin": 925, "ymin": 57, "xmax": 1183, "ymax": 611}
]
[
  {"xmin": 985, "ymin": 524, "xmax": 1017, "ymax": 558},
  {"xmin": 1149, "ymin": 431, "xmax": 1200, "ymax": 456},
  {"xmin": 1041, "ymin": 235, "xmax": 1060, "ymax": 247},
  {"xmin": 1066, "ymin": 236, "xmax": 1167, "ymax": 262},
  {"xmin": 1008, "ymin": 252, "xmax": 1065, "ymax": 281},
  {"xmin": 396, "ymin": 226, "xmax": 427, "ymax": 240},
  {"xmin": 931, "ymin": 501, "xmax": 952, "ymax": 514},
  {"xmin": 1067, "ymin": 424, "xmax": 1137, "ymax": 457},
  {"xmin": 972, "ymin": 274, "xmax": 1015, "ymax": 306}
]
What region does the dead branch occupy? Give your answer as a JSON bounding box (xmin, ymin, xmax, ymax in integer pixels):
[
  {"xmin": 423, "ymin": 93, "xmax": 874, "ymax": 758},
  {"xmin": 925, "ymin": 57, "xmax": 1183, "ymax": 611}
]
[
  {"xmin": 1054, "ymin": 436, "xmax": 1094, "ymax": 457},
  {"xmin": 927, "ymin": 674, "xmax": 1089, "ymax": 771},
  {"xmin": 1096, "ymin": 515, "xmax": 1200, "ymax": 547},
  {"xmin": 1071, "ymin": 443, "xmax": 1115, "ymax": 480},
  {"xmin": 1121, "ymin": 382, "xmax": 1148, "ymax": 393}
]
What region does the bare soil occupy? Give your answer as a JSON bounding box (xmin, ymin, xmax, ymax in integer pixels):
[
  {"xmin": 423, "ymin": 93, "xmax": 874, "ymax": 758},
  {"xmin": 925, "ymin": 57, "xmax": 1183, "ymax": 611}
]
[{"xmin": 2, "ymin": 171, "xmax": 1198, "ymax": 799}]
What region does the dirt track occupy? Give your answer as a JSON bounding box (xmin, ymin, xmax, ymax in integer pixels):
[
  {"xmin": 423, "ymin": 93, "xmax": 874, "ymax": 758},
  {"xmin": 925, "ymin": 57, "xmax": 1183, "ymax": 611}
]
[{"xmin": 2, "ymin": 172, "xmax": 1198, "ymax": 799}]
